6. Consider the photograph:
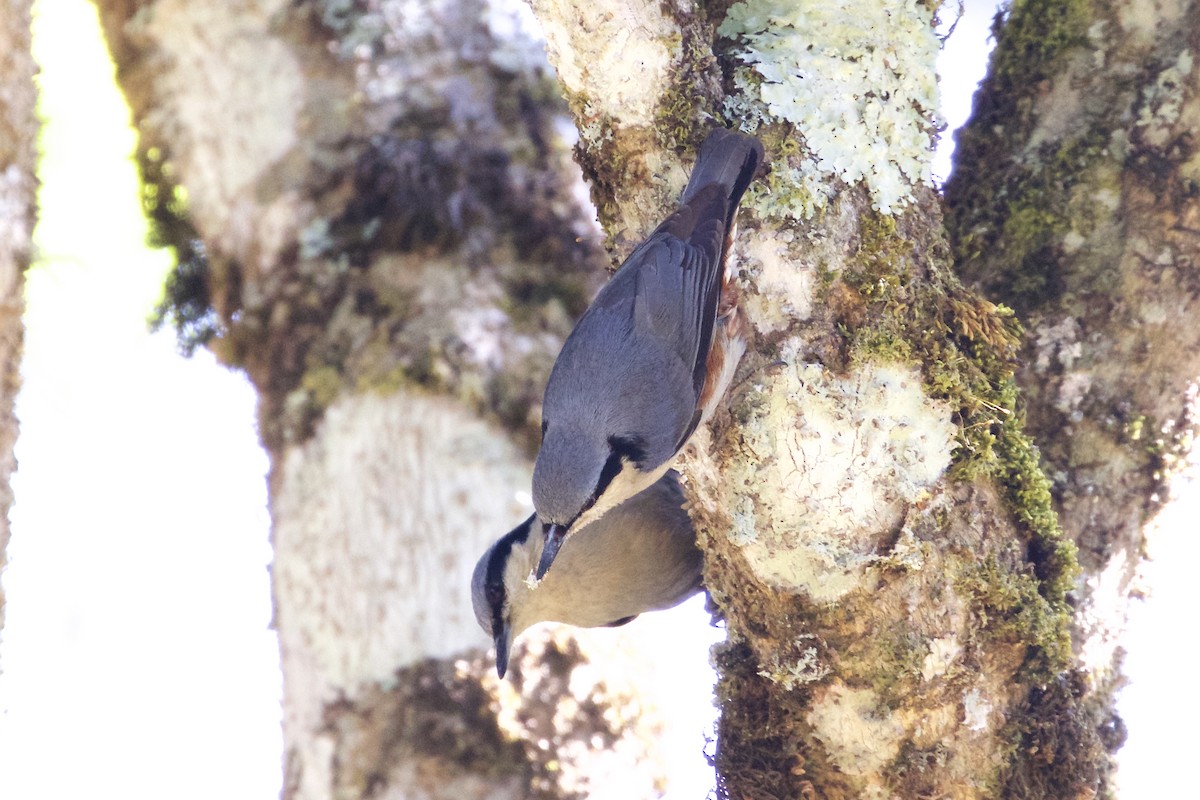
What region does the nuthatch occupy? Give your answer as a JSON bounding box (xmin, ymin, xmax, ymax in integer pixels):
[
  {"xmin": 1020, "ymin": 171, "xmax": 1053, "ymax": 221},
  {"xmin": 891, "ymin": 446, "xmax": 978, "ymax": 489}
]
[
  {"xmin": 532, "ymin": 128, "xmax": 763, "ymax": 579},
  {"xmin": 471, "ymin": 471, "xmax": 702, "ymax": 678}
]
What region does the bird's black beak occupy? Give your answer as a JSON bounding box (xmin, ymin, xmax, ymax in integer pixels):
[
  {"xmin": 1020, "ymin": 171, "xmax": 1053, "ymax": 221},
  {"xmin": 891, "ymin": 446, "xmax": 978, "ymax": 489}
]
[
  {"xmin": 535, "ymin": 523, "xmax": 567, "ymax": 580},
  {"xmin": 493, "ymin": 621, "xmax": 511, "ymax": 679}
]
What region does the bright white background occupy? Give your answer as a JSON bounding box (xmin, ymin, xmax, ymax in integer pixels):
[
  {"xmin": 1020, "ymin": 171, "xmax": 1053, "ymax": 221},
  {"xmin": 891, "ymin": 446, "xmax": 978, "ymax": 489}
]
[
  {"xmin": 0, "ymin": 1, "xmax": 280, "ymax": 797},
  {"xmin": 0, "ymin": 1, "xmax": 1193, "ymax": 798}
]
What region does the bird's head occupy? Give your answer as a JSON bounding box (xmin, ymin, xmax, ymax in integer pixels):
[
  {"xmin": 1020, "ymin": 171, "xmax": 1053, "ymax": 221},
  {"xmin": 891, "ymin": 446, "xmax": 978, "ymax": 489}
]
[
  {"xmin": 470, "ymin": 517, "xmax": 541, "ymax": 679},
  {"xmin": 470, "ymin": 471, "xmax": 704, "ymax": 678},
  {"xmin": 470, "ymin": 512, "xmax": 624, "ymax": 678},
  {"xmin": 531, "ymin": 420, "xmax": 650, "ymax": 579}
]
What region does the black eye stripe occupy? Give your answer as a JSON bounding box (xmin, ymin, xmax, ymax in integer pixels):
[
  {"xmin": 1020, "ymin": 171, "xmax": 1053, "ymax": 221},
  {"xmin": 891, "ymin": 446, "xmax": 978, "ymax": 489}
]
[
  {"xmin": 607, "ymin": 434, "xmax": 647, "ymax": 465},
  {"xmin": 485, "ymin": 581, "xmax": 504, "ymax": 605},
  {"xmin": 489, "ymin": 615, "xmax": 505, "ymax": 643},
  {"xmin": 484, "ymin": 516, "xmax": 533, "ymax": 606},
  {"xmin": 587, "ymin": 435, "xmax": 648, "ymax": 510},
  {"xmin": 592, "ymin": 450, "xmax": 624, "ymax": 507}
]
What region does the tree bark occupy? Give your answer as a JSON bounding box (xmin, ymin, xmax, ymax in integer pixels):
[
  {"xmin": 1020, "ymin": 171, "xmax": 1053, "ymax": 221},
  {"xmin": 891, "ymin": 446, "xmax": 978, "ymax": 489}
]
[
  {"xmin": 0, "ymin": 0, "xmax": 36, "ymax": 648},
  {"xmin": 949, "ymin": 0, "xmax": 1200, "ymax": 660},
  {"xmin": 947, "ymin": 0, "xmax": 1200, "ymax": 790},
  {"xmin": 526, "ymin": 0, "xmax": 1110, "ymax": 796},
  {"xmin": 91, "ymin": 0, "xmax": 674, "ymax": 797}
]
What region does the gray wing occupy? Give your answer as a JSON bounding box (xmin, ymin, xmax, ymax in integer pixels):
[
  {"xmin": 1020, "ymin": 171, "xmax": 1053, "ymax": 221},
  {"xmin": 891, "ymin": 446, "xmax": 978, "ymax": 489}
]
[
  {"xmin": 592, "ymin": 187, "xmax": 728, "ymax": 411},
  {"xmin": 589, "ymin": 130, "xmax": 762, "ymax": 426},
  {"xmin": 541, "ymin": 129, "xmax": 762, "ymax": 458}
]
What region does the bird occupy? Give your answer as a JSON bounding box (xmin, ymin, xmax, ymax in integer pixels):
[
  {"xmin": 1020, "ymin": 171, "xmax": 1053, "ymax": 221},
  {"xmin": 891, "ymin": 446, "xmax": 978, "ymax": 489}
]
[
  {"xmin": 531, "ymin": 128, "xmax": 763, "ymax": 580},
  {"xmin": 471, "ymin": 470, "xmax": 703, "ymax": 678}
]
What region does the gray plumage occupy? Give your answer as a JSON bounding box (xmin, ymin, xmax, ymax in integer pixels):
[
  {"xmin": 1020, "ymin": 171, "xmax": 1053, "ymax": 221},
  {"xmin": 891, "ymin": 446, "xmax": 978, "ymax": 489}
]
[
  {"xmin": 471, "ymin": 471, "xmax": 702, "ymax": 678},
  {"xmin": 531, "ymin": 128, "xmax": 763, "ymax": 578}
]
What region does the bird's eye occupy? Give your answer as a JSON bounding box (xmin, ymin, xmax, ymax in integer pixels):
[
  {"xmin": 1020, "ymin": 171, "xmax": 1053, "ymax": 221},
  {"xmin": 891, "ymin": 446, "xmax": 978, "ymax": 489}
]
[
  {"xmin": 485, "ymin": 582, "xmax": 504, "ymax": 607},
  {"xmin": 608, "ymin": 434, "xmax": 648, "ymax": 466}
]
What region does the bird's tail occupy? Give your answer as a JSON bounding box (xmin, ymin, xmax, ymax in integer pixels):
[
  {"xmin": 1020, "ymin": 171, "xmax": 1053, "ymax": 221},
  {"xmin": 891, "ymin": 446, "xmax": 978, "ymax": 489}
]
[{"xmin": 680, "ymin": 128, "xmax": 765, "ymax": 221}]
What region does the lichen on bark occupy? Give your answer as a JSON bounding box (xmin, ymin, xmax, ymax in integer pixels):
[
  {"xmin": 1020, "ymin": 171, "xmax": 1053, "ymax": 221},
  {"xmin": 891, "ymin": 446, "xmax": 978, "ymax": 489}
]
[
  {"xmin": 946, "ymin": 0, "xmax": 1200, "ymax": 795},
  {"xmin": 82, "ymin": 0, "xmax": 1195, "ymax": 795},
  {"xmin": 92, "ymin": 0, "xmax": 671, "ymax": 797},
  {"xmin": 947, "ymin": 0, "xmax": 1200, "ymax": 665},
  {"xmin": 524, "ymin": 0, "xmax": 1088, "ymax": 795}
]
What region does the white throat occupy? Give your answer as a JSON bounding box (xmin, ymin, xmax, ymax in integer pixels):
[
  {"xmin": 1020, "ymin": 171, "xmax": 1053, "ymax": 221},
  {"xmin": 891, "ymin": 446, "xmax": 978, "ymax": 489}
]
[{"xmin": 570, "ymin": 456, "xmax": 674, "ymax": 535}]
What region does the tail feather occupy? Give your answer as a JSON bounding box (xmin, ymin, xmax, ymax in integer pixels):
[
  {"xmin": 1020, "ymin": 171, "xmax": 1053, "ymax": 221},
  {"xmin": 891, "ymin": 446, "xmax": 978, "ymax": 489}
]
[{"xmin": 680, "ymin": 128, "xmax": 765, "ymax": 219}]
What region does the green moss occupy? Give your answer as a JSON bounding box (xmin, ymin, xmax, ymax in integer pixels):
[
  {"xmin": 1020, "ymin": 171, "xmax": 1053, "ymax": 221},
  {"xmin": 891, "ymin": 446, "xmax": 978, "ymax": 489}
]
[
  {"xmin": 141, "ymin": 145, "xmax": 221, "ymax": 356},
  {"xmin": 353, "ymin": 338, "xmax": 412, "ymax": 396},
  {"xmin": 944, "ymin": 0, "xmax": 1112, "ymax": 314},
  {"xmin": 1123, "ymin": 414, "xmax": 1146, "ymax": 443},
  {"xmin": 301, "ymin": 365, "xmax": 344, "ymax": 410},
  {"xmin": 932, "ymin": 6, "xmax": 1118, "ymax": 677},
  {"xmin": 847, "ymin": 324, "xmax": 912, "ymax": 365},
  {"xmin": 841, "ymin": 213, "xmax": 1017, "ymax": 466},
  {"xmin": 654, "ymin": 32, "xmax": 716, "ymax": 153},
  {"xmin": 993, "ymin": 421, "xmax": 1079, "ymax": 609},
  {"xmin": 834, "ymin": 209, "xmax": 1075, "ymax": 677},
  {"xmin": 847, "ymin": 628, "xmax": 927, "ymax": 707},
  {"xmin": 992, "ymin": 0, "xmax": 1090, "ymax": 88},
  {"xmin": 951, "ymin": 128, "xmax": 1111, "ymax": 314},
  {"xmin": 956, "ymin": 554, "xmax": 1071, "ymax": 676},
  {"xmin": 566, "ymin": 101, "xmax": 626, "ymax": 234}
]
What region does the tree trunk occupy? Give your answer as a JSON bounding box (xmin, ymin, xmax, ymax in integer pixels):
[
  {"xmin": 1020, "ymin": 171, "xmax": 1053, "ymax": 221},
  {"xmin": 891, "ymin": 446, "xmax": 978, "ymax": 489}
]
[
  {"xmin": 91, "ymin": 0, "xmax": 673, "ymax": 797},
  {"xmin": 949, "ymin": 0, "xmax": 1200, "ymax": 663},
  {"xmin": 0, "ymin": 0, "xmax": 36, "ymax": 647},
  {"xmin": 527, "ymin": 0, "xmax": 1126, "ymax": 796},
  {"xmin": 947, "ymin": 0, "xmax": 1200, "ymax": 789}
]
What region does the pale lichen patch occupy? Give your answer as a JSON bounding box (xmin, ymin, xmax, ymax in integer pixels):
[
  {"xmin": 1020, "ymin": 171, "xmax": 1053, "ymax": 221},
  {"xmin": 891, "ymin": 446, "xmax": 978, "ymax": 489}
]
[
  {"xmin": 725, "ymin": 351, "xmax": 956, "ymax": 601},
  {"xmin": 758, "ymin": 634, "xmax": 831, "ymax": 690},
  {"xmin": 1116, "ymin": 0, "xmax": 1187, "ymax": 41},
  {"xmin": 961, "ymin": 687, "xmax": 992, "ymax": 732},
  {"xmin": 1134, "ymin": 47, "xmax": 1195, "ymax": 148},
  {"xmin": 1028, "ymin": 52, "xmax": 1088, "ymax": 152},
  {"xmin": 530, "ymin": 0, "xmax": 675, "ymax": 128},
  {"xmin": 920, "ymin": 635, "xmax": 963, "ymax": 682},
  {"xmin": 1077, "ymin": 547, "xmax": 1135, "ymax": 680},
  {"xmin": 1055, "ymin": 371, "xmax": 1093, "ymax": 418},
  {"xmin": 273, "ymin": 392, "xmax": 531, "ymax": 696},
  {"xmin": 134, "ymin": 0, "xmax": 303, "ymax": 255},
  {"xmin": 0, "ymin": 164, "xmax": 34, "ymax": 257},
  {"xmin": 807, "ymin": 683, "xmax": 905, "ymax": 776},
  {"xmin": 719, "ymin": 0, "xmax": 939, "ymax": 215},
  {"xmin": 258, "ymin": 192, "xmax": 311, "ymax": 273},
  {"xmin": 736, "ymin": 231, "xmax": 816, "ymax": 334},
  {"xmin": 1033, "ymin": 316, "xmax": 1083, "ymax": 372}
]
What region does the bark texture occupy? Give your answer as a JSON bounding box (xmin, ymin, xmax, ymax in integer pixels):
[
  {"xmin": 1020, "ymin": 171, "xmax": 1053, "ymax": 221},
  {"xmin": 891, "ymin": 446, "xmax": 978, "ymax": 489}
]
[
  {"xmin": 0, "ymin": 0, "xmax": 36, "ymax": 645},
  {"xmin": 949, "ymin": 0, "xmax": 1200, "ymax": 668},
  {"xmin": 527, "ymin": 0, "xmax": 1098, "ymax": 797},
  {"xmin": 948, "ymin": 0, "xmax": 1200, "ymax": 790},
  {"xmin": 91, "ymin": 0, "xmax": 671, "ymax": 797}
]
